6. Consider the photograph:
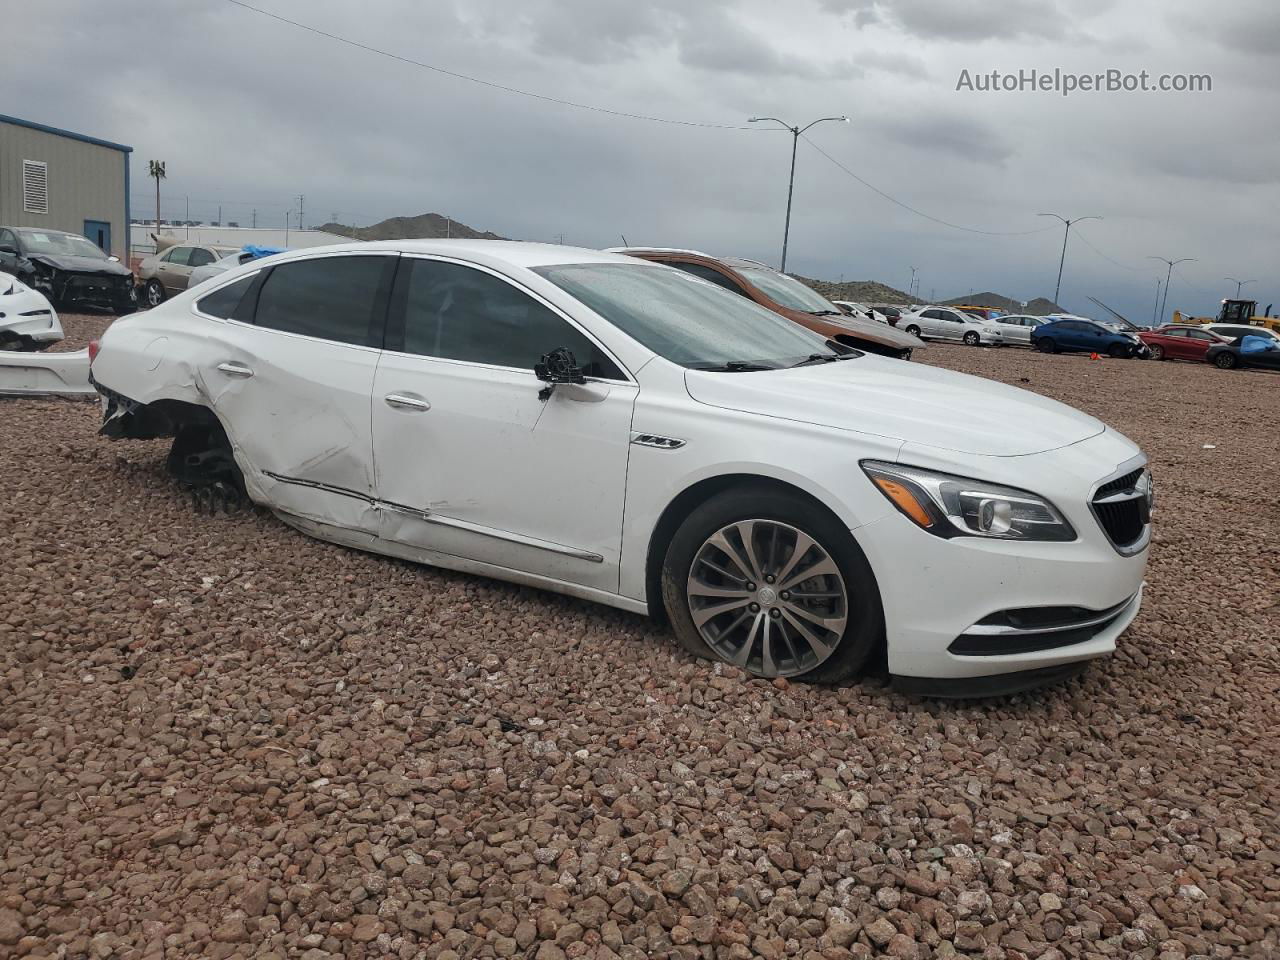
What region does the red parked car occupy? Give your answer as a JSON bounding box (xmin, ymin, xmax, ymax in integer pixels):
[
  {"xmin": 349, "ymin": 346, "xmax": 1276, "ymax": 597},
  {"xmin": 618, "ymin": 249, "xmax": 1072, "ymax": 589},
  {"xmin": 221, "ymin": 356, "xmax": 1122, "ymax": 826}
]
[{"xmin": 1138, "ymin": 324, "xmax": 1229, "ymax": 362}]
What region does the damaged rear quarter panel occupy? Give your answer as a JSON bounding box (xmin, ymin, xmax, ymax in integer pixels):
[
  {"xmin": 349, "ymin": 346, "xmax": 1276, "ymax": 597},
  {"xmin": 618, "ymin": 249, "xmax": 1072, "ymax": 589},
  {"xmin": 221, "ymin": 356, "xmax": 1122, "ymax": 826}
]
[{"xmin": 93, "ymin": 308, "xmax": 381, "ymax": 532}]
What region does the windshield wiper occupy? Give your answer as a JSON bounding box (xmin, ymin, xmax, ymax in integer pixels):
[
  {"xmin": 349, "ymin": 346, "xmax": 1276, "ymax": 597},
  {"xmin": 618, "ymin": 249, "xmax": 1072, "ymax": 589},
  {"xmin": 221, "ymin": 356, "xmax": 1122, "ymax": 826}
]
[
  {"xmin": 691, "ymin": 360, "xmax": 778, "ymax": 372},
  {"xmin": 791, "ymin": 353, "xmax": 853, "ymax": 367},
  {"xmin": 807, "ymin": 309, "xmax": 845, "ymax": 317}
]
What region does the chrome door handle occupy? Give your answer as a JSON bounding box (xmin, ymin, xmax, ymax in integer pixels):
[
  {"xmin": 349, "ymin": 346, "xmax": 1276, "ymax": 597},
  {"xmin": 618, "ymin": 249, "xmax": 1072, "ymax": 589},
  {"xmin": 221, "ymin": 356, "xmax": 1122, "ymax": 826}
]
[
  {"xmin": 216, "ymin": 361, "xmax": 254, "ymax": 378},
  {"xmin": 385, "ymin": 393, "xmax": 431, "ymax": 411}
]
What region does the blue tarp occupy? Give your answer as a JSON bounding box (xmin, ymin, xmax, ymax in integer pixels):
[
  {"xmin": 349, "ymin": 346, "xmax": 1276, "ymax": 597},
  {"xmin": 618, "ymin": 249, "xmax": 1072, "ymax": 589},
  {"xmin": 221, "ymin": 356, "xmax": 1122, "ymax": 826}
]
[
  {"xmin": 1240, "ymin": 335, "xmax": 1275, "ymax": 354},
  {"xmin": 241, "ymin": 245, "xmax": 287, "ymax": 260}
]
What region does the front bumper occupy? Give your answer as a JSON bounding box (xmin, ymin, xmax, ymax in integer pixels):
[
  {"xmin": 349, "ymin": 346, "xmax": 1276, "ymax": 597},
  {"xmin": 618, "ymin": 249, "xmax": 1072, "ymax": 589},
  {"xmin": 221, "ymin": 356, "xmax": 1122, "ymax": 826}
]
[{"xmin": 853, "ymin": 456, "xmax": 1149, "ymax": 691}]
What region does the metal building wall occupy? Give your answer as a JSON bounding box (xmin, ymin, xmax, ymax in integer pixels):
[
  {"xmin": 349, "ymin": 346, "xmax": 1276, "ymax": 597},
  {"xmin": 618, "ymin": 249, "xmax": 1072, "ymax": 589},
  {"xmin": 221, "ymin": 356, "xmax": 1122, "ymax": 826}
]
[{"xmin": 0, "ymin": 119, "xmax": 129, "ymax": 260}]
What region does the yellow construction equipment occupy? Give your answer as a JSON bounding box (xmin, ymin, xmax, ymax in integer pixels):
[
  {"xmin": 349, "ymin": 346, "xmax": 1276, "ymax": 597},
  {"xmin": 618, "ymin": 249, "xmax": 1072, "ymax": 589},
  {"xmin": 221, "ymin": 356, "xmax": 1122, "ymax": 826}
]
[{"xmin": 1174, "ymin": 299, "xmax": 1278, "ymax": 332}]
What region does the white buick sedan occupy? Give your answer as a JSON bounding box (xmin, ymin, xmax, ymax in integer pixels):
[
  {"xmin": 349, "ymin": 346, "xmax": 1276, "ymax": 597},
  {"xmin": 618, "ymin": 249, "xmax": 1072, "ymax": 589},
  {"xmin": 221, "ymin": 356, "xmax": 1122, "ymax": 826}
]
[{"xmin": 91, "ymin": 241, "xmax": 1151, "ymax": 696}]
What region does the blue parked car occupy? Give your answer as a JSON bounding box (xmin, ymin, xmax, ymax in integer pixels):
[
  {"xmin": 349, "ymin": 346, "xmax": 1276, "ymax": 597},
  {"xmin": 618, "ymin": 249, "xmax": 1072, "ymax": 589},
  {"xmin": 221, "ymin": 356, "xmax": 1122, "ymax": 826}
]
[{"xmin": 1030, "ymin": 318, "xmax": 1147, "ymax": 359}]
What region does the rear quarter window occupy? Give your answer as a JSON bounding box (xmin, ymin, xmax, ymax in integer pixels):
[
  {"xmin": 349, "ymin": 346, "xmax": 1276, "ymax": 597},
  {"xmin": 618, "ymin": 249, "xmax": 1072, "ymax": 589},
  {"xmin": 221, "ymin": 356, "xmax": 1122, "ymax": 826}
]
[{"xmin": 196, "ymin": 274, "xmax": 256, "ymax": 319}]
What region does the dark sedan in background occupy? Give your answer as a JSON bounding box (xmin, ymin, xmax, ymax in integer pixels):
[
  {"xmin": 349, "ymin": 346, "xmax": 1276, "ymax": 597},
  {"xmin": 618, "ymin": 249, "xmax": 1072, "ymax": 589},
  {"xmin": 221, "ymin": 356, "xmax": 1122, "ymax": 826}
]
[
  {"xmin": 1206, "ymin": 334, "xmax": 1280, "ymax": 371},
  {"xmin": 0, "ymin": 226, "xmax": 135, "ymax": 313},
  {"xmin": 1031, "ymin": 317, "xmax": 1147, "ymax": 359}
]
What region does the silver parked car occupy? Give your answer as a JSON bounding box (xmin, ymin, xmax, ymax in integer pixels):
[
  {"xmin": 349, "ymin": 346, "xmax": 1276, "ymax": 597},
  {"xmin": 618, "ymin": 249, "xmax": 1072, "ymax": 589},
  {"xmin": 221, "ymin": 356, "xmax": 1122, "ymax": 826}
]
[
  {"xmin": 991, "ymin": 314, "xmax": 1049, "ymax": 345},
  {"xmin": 900, "ymin": 306, "xmax": 1006, "ymax": 346},
  {"xmin": 137, "ymin": 243, "xmax": 242, "ymax": 306}
]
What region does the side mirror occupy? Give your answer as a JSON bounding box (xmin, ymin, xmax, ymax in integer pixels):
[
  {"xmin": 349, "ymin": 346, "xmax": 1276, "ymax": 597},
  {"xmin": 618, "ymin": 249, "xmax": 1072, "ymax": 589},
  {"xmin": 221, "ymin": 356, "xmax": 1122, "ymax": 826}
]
[{"xmin": 535, "ymin": 347, "xmax": 588, "ymax": 401}]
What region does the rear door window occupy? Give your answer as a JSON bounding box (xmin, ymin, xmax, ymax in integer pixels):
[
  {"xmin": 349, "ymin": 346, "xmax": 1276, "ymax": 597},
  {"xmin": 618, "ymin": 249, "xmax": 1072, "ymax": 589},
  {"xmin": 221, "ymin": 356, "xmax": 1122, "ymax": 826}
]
[
  {"xmin": 163, "ymin": 247, "xmax": 193, "ymax": 265},
  {"xmin": 189, "ymin": 248, "xmax": 217, "ymax": 268},
  {"xmin": 252, "ymin": 255, "xmax": 392, "ymax": 346}
]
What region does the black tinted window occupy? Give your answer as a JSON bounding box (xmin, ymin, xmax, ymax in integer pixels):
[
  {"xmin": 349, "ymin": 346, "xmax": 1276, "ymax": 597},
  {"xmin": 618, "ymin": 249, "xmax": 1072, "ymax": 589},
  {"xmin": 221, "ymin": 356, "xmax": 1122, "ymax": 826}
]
[
  {"xmin": 196, "ymin": 275, "xmax": 255, "ymax": 319},
  {"xmin": 253, "ymin": 256, "xmax": 388, "ymax": 346},
  {"xmin": 396, "ymin": 259, "xmax": 624, "ymax": 378},
  {"xmin": 669, "ymin": 262, "xmax": 747, "ymax": 296}
]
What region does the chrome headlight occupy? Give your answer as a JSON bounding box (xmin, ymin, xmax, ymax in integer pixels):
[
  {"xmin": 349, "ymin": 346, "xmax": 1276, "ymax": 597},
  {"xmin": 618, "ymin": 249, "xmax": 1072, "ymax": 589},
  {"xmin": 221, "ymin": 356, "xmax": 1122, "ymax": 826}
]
[{"xmin": 861, "ymin": 461, "xmax": 1076, "ymax": 542}]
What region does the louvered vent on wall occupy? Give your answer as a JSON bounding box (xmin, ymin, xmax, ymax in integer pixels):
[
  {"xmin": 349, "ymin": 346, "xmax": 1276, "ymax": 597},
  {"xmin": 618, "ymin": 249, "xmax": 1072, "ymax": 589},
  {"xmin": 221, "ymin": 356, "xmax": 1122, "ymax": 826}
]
[{"xmin": 22, "ymin": 160, "xmax": 49, "ymax": 215}]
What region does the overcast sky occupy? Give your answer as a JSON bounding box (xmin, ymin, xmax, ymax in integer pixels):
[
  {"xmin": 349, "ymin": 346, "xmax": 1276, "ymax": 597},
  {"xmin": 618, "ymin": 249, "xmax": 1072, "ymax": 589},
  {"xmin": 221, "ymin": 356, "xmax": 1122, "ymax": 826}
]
[{"xmin": 9, "ymin": 0, "xmax": 1279, "ymax": 320}]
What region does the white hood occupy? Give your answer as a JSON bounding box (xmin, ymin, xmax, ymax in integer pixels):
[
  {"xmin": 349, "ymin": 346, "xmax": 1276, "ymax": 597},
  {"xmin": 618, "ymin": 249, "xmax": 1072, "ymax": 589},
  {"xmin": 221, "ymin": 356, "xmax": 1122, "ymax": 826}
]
[{"xmin": 684, "ymin": 355, "xmax": 1105, "ymax": 457}]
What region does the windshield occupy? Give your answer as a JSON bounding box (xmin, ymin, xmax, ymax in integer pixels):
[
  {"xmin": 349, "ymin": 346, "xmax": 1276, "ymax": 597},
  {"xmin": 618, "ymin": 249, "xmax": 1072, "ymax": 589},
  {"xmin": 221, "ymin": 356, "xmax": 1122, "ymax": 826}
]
[
  {"xmin": 534, "ymin": 263, "xmax": 840, "ymax": 369},
  {"xmin": 17, "ymin": 230, "xmax": 108, "ymax": 259},
  {"xmin": 735, "ymin": 265, "xmax": 839, "ymax": 313}
]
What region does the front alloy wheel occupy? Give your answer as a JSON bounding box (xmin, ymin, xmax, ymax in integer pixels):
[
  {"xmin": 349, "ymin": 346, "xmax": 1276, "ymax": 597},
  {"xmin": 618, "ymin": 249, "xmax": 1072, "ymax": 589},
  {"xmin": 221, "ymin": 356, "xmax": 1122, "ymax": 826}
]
[
  {"xmin": 661, "ymin": 487, "xmax": 883, "ymax": 683},
  {"xmin": 686, "ymin": 520, "xmax": 847, "ymax": 678}
]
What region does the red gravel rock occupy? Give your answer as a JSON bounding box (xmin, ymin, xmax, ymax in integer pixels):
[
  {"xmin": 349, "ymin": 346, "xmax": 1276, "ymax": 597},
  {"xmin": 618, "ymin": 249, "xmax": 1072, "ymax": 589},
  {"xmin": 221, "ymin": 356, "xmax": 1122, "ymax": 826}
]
[{"xmin": 0, "ymin": 343, "xmax": 1277, "ymax": 958}]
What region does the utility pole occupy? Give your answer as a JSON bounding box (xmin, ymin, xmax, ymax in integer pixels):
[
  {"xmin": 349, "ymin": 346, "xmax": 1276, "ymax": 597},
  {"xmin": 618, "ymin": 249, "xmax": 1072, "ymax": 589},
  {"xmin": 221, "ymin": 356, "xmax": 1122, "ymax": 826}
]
[
  {"xmin": 185, "ymin": 196, "xmax": 189, "ymax": 239},
  {"xmin": 748, "ymin": 115, "xmax": 849, "ymax": 273},
  {"xmin": 1225, "ymin": 277, "xmax": 1255, "ymax": 299},
  {"xmin": 1038, "ymin": 213, "xmax": 1102, "ymax": 305},
  {"xmin": 908, "ymin": 266, "xmax": 918, "ymax": 299},
  {"xmin": 1147, "ymin": 256, "xmax": 1195, "ymax": 325},
  {"xmin": 148, "ymin": 160, "xmax": 166, "ymax": 237},
  {"xmin": 217, "ymin": 204, "xmax": 222, "ymax": 227},
  {"xmin": 252, "ymin": 208, "xmax": 257, "ymax": 228},
  {"xmin": 285, "ymin": 210, "xmax": 290, "ymax": 246},
  {"xmin": 447, "ymin": 216, "xmax": 452, "ymax": 239}
]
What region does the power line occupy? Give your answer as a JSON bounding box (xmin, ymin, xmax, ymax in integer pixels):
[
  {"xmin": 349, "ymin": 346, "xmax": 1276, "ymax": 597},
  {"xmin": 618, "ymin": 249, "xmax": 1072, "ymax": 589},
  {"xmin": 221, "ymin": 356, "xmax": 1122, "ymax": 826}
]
[
  {"xmin": 798, "ymin": 135, "xmax": 1057, "ymax": 237},
  {"xmin": 222, "ymin": 0, "xmax": 766, "ymax": 131},
  {"xmin": 1073, "ymin": 231, "xmax": 1143, "ymax": 272}
]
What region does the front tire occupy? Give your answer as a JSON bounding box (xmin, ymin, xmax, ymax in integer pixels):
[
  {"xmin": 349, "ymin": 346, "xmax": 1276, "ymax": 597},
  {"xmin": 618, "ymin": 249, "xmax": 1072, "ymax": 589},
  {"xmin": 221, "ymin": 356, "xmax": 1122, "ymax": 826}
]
[
  {"xmin": 905, "ymin": 324, "xmax": 922, "ymax": 338},
  {"xmin": 963, "ymin": 331, "xmax": 980, "ymax": 346},
  {"xmin": 661, "ymin": 486, "xmax": 883, "ymax": 684},
  {"xmin": 1035, "ymin": 338, "xmax": 1056, "ymax": 354},
  {"xmin": 1214, "ymin": 351, "xmax": 1238, "ymax": 369}
]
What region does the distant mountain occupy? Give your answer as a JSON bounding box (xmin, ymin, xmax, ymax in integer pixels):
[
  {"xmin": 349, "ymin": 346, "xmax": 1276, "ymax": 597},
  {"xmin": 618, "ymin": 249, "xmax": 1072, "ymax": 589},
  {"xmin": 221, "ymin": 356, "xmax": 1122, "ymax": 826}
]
[
  {"xmin": 318, "ymin": 213, "xmax": 505, "ymax": 242},
  {"xmin": 791, "ymin": 275, "xmax": 914, "ymax": 305},
  {"xmin": 942, "ymin": 292, "xmax": 1065, "ymax": 315}
]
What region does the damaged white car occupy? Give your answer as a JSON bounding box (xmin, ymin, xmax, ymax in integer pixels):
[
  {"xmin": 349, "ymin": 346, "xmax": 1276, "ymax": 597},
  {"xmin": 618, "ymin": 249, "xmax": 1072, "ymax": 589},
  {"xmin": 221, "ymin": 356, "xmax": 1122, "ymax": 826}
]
[
  {"xmin": 90, "ymin": 241, "xmax": 1151, "ymax": 696},
  {"xmin": 0, "ymin": 271, "xmax": 63, "ymax": 351}
]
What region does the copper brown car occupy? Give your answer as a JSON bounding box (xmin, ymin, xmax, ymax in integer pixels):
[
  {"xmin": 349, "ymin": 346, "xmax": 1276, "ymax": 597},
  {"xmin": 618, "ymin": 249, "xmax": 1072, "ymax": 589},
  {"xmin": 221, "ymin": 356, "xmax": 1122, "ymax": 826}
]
[{"xmin": 611, "ymin": 248, "xmax": 922, "ymax": 359}]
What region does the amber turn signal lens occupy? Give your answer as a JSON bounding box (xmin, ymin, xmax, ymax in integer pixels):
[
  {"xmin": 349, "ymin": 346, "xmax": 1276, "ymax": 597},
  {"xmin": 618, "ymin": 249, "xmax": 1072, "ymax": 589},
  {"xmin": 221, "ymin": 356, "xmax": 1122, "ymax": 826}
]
[{"xmin": 870, "ymin": 475, "xmax": 935, "ymax": 529}]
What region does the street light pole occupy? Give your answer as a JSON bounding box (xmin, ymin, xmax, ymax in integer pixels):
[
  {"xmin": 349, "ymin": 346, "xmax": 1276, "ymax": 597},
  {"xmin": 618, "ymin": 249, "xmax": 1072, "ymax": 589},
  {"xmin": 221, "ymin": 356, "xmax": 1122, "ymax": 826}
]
[
  {"xmin": 908, "ymin": 266, "xmax": 918, "ymax": 300},
  {"xmin": 1147, "ymin": 256, "xmax": 1195, "ymax": 325},
  {"xmin": 749, "ymin": 115, "xmax": 848, "ymax": 273},
  {"xmin": 1037, "ymin": 213, "xmax": 1101, "ymax": 306},
  {"xmin": 1225, "ymin": 277, "xmax": 1255, "ymax": 298}
]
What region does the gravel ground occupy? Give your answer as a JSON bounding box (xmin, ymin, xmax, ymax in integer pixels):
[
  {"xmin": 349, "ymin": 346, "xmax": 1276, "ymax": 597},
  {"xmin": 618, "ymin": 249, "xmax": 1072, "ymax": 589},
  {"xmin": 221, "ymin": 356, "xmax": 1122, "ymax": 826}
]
[
  {"xmin": 1, "ymin": 342, "xmax": 1276, "ymax": 960},
  {"xmin": 45, "ymin": 311, "xmax": 116, "ymax": 353}
]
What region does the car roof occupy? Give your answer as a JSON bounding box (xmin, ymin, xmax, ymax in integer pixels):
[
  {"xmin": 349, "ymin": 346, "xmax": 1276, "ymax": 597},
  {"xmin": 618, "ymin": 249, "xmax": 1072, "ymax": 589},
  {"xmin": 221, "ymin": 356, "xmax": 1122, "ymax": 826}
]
[{"xmin": 242, "ymin": 239, "xmax": 646, "ymax": 270}]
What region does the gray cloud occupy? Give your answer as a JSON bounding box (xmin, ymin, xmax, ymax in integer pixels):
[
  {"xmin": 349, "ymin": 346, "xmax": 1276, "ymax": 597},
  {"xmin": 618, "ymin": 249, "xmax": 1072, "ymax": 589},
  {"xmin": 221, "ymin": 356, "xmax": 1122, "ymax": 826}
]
[
  {"xmin": 4, "ymin": 0, "xmax": 1278, "ymax": 321},
  {"xmin": 822, "ymin": 0, "xmax": 1085, "ymax": 43}
]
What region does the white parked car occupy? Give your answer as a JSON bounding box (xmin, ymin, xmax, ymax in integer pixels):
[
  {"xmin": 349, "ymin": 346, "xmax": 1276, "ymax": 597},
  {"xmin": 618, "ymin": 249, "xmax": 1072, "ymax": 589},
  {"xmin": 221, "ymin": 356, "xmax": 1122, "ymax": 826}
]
[
  {"xmin": 900, "ymin": 306, "xmax": 1006, "ymax": 345},
  {"xmin": 91, "ymin": 241, "xmax": 1151, "ymax": 696},
  {"xmin": 832, "ymin": 300, "xmax": 887, "ymax": 324},
  {"xmin": 992, "ymin": 314, "xmax": 1049, "ymax": 345},
  {"xmin": 0, "ymin": 271, "xmax": 63, "ymax": 351}
]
